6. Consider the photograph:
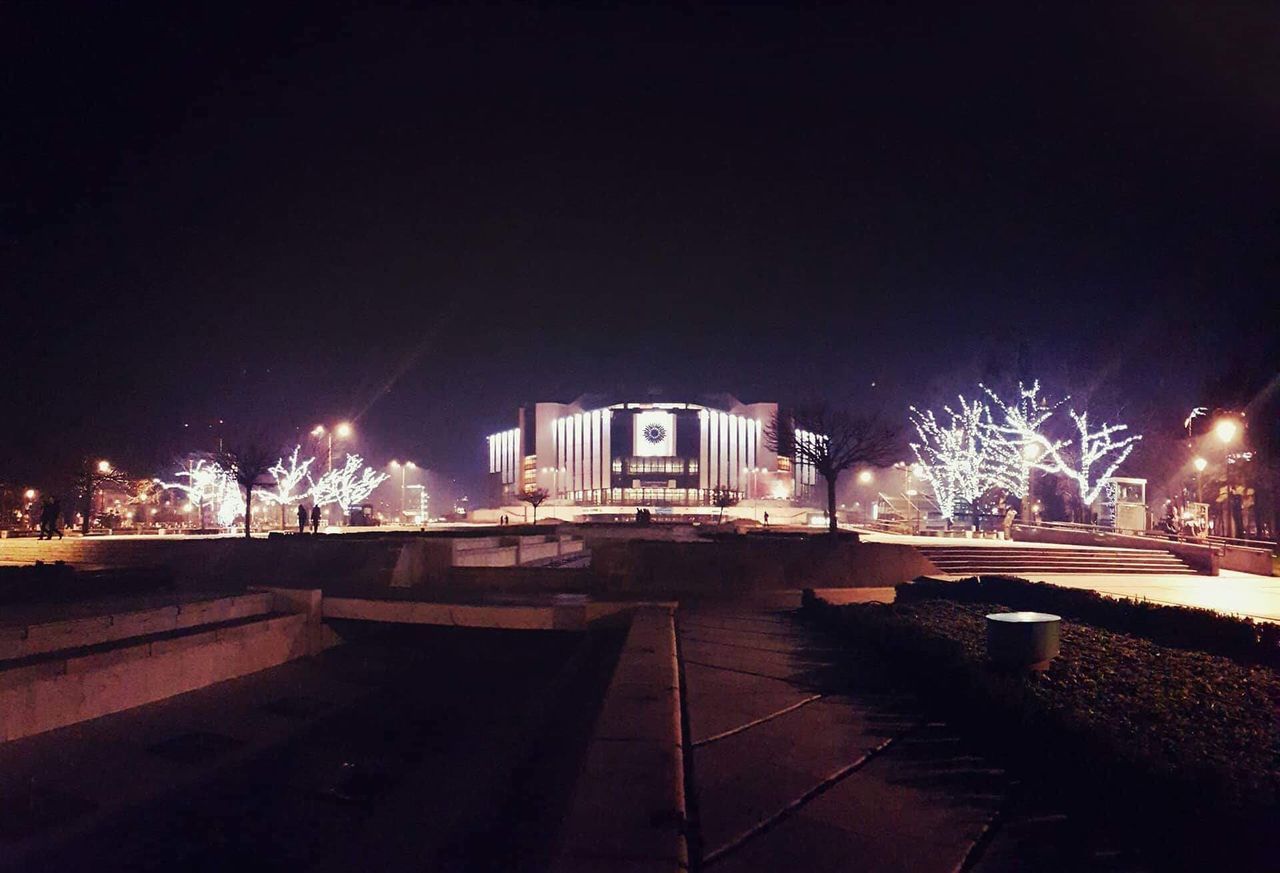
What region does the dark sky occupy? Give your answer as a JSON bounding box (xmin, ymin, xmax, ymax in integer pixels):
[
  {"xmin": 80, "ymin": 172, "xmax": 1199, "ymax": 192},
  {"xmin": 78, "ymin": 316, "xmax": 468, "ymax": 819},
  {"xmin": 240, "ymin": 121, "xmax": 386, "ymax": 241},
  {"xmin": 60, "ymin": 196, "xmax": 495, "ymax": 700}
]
[{"xmin": 3, "ymin": 2, "xmax": 1277, "ymax": 490}]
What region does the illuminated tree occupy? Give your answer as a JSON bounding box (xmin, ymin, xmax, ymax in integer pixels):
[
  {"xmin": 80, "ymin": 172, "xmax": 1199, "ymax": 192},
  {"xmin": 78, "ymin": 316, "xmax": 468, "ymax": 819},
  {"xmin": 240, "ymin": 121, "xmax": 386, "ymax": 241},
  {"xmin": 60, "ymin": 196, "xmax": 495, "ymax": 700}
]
[
  {"xmin": 308, "ymin": 454, "xmax": 390, "ymax": 513},
  {"xmin": 765, "ymin": 405, "xmax": 898, "ymax": 535},
  {"xmin": 259, "ymin": 446, "xmax": 316, "ymax": 528},
  {"xmin": 909, "ymin": 398, "xmax": 994, "ymax": 521},
  {"xmin": 1043, "ymin": 411, "xmax": 1142, "ymax": 506},
  {"xmin": 155, "ymin": 459, "xmax": 240, "ymax": 529},
  {"xmin": 980, "ymin": 381, "xmax": 1069, "ymax": 500},
  {"xmin": 516, "ymin": 487, "xmax": 550, "ymax": 524}
]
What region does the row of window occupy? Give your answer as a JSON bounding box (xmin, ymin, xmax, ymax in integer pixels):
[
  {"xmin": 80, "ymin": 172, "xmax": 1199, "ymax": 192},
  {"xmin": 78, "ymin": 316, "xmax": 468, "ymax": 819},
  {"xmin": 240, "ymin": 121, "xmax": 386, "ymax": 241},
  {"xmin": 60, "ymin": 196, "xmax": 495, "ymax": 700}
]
[{"xmin": 610, "ymin": 457, "xmax": 699, "ymax": 475}]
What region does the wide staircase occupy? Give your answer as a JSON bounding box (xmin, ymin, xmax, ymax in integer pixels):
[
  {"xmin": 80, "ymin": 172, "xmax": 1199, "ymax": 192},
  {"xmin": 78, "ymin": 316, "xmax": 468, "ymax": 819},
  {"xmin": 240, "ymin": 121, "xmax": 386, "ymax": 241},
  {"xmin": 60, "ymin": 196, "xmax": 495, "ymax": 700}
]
[{"xmin": 916, "ymin": 544, "xmax": 1197, "ymax": 576}]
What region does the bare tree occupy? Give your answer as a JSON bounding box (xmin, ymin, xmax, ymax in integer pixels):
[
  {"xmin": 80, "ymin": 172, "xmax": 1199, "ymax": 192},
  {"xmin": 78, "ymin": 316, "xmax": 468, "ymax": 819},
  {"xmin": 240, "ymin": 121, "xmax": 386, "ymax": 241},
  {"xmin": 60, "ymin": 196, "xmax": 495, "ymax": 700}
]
[
  {"xmin": 764, "ymin": 405, "xmax": 899, "ymax": 535},
  {"xmin": 515, "ymin": 487, "xmax": 550, "ymax": 524},
  {"xmin": 220, "ymin": 443, "xmax": 278, "ymax": 539},
  {"xmin": 72, "ymin": 457, "xmax": 131, "ymax": 534},
  {"xmin": 711, "ymin": 487, "xmax": 739, "ymax": 524}
]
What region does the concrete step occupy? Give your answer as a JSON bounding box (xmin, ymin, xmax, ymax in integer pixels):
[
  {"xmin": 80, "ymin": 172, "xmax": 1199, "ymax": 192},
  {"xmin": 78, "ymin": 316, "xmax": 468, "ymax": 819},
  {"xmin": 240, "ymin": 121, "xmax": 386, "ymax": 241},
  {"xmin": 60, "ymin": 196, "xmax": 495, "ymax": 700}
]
[
  {"xmin": 0, "ymin": 610, "xmax": 310, "ymax": 743},
  {"xmin": 0, "ymin": 592, "xmax": 275, "ymax": 662},
  {"xmin": 916, "ymin": 545, "xmax": 1195, "ymax": 576}
]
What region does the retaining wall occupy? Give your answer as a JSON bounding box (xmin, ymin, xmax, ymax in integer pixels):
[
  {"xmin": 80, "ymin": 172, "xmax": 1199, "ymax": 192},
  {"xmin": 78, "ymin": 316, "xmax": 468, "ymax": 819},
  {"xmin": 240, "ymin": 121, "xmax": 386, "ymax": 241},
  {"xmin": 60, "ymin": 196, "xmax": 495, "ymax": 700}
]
[
  {"xmin": 0, "ymin": 612, "xmax": 309, "ymax": 742},
  {"xmin": 590, "ymin": 538, "xmax": 938, "ymax": 594}
]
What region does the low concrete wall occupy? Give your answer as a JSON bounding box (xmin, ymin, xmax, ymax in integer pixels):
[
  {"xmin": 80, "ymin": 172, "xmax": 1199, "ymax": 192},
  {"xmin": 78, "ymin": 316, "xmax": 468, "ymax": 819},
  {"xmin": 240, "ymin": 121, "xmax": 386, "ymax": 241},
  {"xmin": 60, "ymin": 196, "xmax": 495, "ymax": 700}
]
[
  {"xmin": 322, "ymin": 595, "xmax": 629, "ymax": 631},
  {"xmin": 590, "ymin": 538, "xmax": 938, "ymax": 594},
  {"xmin": 1221, "ymin": 543, "xmax": 1274, "ymax": 576},
  {"xmin": 0, "ymin": 592, "xmax": 274, "ymax": 661},
  {"xmin": 452, "ymin": 545, "xmax": 519, "ymax": 567},
  {"xmin": 552, "ymin": 605, "xmax": 687, "ymax": 872},
  {"xmin": 0, "ymin": 612, "xmax": 309, "ymax": 742},
  {"xmin": 1012, "ymin": 525, "xmax": 1219, "ymax": 575}
]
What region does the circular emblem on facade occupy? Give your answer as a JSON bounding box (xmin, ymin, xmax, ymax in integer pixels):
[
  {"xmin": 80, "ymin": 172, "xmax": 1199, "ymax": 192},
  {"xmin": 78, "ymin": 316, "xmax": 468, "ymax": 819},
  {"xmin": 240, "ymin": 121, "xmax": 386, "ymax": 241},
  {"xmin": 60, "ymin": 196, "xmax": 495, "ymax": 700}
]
[{"xmin": 642, "ymin": 423, "xmax": 668, "ymax": 444}]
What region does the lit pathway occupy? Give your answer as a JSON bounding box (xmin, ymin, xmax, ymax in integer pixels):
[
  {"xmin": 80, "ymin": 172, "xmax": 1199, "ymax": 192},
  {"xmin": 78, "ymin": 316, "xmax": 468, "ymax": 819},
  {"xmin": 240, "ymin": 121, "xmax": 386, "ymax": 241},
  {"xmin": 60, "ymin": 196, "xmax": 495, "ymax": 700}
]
[{"xmin": 1024, "ymin": 570, "xmax": 1280, "ymax": 622}]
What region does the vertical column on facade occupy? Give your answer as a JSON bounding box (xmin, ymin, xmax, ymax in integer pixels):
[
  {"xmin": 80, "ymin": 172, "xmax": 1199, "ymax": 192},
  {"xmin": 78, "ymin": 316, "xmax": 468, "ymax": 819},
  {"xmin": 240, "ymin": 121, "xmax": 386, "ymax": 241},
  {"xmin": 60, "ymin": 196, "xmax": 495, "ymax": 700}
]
[
  {"xmin": 719, "ymin": 411, "xmax": 729, "ymax": 492},
  {"xmin": 603, "ymin": 409, "xmax": 612, "ymax": 502},
  {"xmin": 593, "ymin": 407, "xmax": 604, "ymax": 496},
  {"xmin": 699, "ymin": 410, "xmax": 709, "ymax": 498},
  {"xmin": 732, "ymin": 412, "xmax": 742, "ymax": 488}
]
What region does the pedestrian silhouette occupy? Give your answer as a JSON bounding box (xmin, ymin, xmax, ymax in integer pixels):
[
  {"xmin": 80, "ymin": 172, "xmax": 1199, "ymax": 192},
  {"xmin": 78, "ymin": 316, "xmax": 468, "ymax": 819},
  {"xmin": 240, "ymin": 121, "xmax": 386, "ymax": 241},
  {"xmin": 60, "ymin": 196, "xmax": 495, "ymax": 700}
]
[
  {"xmin": 311, "ymin": 503, "xmax": 322, "ymax": 534},
  {"xmin": 38, "ymin": 497, "xmax": 53, "ymax": 540},
  {"xmin": 49, "ymin": 497, "xmax": 63, "ymax": 539},
  {"xmin": 297, "ymin": 504, "xmax": 308, "ymax": 534}
]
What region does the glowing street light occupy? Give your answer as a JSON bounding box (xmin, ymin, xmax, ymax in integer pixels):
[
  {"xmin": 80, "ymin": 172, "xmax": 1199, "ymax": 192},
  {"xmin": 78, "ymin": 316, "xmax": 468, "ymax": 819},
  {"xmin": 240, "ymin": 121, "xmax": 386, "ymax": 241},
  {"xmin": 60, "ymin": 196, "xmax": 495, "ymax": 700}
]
[
  {"xmin": 312, "ymin": 421, "xmax": 355, "ymax": 477},
  {"xmin": 97, "ymin": 460, "xmax": 112, "ymax": 473},
  {"xmin": 389, "ymin": 460, "xmax": 417, "ymax": 517},
  {"xmin": 1214, "ymin": 418, "xmax": 1239, "ymax": 445},
  {"xmin": 857, "ymin": 469, "xmax": 874, "ymax": 484},
  {"xmin": 24, "ymin": 489, "xmax": 36, "ymax": 500},
  {"xmin": 1193, "ymin": 457, "xmax": 1208, "ymax": 473}
]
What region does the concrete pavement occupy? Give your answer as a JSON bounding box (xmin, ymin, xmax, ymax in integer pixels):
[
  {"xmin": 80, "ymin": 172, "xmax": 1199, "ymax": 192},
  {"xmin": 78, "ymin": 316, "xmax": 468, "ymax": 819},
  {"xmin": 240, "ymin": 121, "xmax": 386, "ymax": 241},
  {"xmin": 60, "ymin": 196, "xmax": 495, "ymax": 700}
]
[{"xmin": 678, "ymin": 600, "xmax": 1004, "ymax": 871}]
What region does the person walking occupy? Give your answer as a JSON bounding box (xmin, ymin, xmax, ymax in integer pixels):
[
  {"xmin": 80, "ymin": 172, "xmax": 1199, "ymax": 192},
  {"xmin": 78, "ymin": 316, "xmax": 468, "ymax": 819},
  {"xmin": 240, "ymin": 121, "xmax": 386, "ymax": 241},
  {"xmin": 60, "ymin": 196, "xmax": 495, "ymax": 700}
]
[
  {"xmin": 763, "ymin": 511, "xmax": 770, "ymax": 527},
  {"xmin": 310, "ymin": 503, "xmax": 322, "ymax": 534},
  {"xmin": 38, "ymin": 497, "xmax": 53, "ymax": 540},
  {"xmin": 49, "ymin": 497, "xmax": 64, "ymax": 540},
  {"xmin": 297, "ymin": 504, "xmax": 308, "ymax": 534}
]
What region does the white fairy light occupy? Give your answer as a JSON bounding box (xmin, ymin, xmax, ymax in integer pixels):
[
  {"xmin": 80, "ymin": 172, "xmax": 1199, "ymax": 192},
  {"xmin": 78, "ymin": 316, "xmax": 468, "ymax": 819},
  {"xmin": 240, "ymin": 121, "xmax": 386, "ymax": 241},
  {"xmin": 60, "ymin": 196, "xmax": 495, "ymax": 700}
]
[
  {"xmin": 980, "ymin": 381, "xmax": 1069, "ymax": 498},
  {"xmin": 909, "ymin": 396, "xmax": 1001, "ymax": 519},
  {"xmin": 308, "ymin": 454, "xmax": 390, "ymax": 510},
  {"xmin": 1049, "ymin": 410, "xmax": 1142, "ymax": 505},
  {"xmin": 155, "ymin": 459, "xmax": 241, "ymax": 528},
  {"xmin": 259, "ymin": 446, "xmax": 316, "ymax": 506}
]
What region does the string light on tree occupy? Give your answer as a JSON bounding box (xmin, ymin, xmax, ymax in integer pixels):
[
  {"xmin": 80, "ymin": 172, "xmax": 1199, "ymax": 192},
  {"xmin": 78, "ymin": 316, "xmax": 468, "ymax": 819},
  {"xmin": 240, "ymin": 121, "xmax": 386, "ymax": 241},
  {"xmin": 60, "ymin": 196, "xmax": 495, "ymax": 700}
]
[
  {"xmin": 154, "ymin": 460, "xmax": 241, "ymax": 528},
  {"xmin": 308, "ymin": 454, "xmax": 390, "ymax": 511},
  {"xmin": 909, "ymin": 397, "xmax": 1000, "ymax": 520}
]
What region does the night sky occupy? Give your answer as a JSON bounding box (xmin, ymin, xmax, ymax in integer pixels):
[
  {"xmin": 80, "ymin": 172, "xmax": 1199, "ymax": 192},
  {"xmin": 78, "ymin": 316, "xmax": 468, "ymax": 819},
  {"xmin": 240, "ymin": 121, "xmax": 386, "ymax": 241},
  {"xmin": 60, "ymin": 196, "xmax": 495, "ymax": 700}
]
[{"xmin": 4, "ymin": 2, "xmax": 1277, "ymax": 491}]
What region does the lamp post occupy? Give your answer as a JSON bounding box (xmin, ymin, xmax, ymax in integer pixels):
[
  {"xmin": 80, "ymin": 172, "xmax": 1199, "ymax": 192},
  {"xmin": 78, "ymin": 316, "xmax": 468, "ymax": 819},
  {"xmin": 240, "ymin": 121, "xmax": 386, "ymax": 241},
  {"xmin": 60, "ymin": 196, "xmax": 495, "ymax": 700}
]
[
  {"xmin": 1193, "ymin": 456, "xmax": 1207, "ymax": 503},
  {"xmin": 1214, "ymin": 415, "xmax": 1242, "ymax": 537},
  {"xmin": 389, "ymin": 460, "xmax": 416, "ymax": 520},
  {"xmin": 311, "ymin": 422, "xmax": 353, "ymax": 525}
]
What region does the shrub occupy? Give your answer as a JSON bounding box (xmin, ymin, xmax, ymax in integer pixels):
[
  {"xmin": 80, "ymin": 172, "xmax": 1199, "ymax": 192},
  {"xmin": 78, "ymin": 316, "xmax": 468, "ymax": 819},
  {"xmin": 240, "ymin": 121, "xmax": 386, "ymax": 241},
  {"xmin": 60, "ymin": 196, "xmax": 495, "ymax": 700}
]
[{"xmin": 801, "ymin": 592, "xmax": 1280, "ymax": 866}]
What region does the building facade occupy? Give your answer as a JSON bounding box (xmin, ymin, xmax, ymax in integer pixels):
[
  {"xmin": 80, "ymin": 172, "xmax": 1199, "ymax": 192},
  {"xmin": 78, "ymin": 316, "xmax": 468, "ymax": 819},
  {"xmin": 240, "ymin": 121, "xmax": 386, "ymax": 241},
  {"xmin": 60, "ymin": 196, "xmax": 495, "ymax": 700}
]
[{"xmin": 486, "ymin": 395, "xmax": 813, "ymax": 508}]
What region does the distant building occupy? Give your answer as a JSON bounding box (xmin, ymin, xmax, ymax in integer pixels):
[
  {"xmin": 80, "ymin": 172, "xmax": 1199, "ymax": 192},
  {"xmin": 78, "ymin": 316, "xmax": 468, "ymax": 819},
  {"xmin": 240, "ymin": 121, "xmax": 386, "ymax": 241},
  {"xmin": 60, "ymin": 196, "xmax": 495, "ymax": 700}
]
[{"xmin": 484, "ymin": 395, "xmax": 815, "ymax": 511}]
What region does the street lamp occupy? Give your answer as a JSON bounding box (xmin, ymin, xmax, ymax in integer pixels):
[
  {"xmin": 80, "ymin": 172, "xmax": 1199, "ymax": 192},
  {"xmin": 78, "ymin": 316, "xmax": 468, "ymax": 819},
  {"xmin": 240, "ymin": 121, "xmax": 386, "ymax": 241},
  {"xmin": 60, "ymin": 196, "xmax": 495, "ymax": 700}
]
[
  {"xmin": 97, "ymin": 460, "xmax": 111, "ymax": 473},
  {"xmin": 311, "ymin": 422, "xmax": 354, "ymax": 473},
  {"xmin": 1213, "ymin": 415, "xmax": 1244, "ymax": 537},
  {"xmin": 1214, "ymin": 418, "xmax": 1239, "ymax": 445},
  {"xmin": 1193, "ymin": 456, "xmax": 1207, "ymax": 503},
  {"xmin": 390, "ymin": 460, "xmax": 416, "ymax": 519},
  {"xmin": 857, "ymin": 469, "xmax": 874, "ymax": 484}
]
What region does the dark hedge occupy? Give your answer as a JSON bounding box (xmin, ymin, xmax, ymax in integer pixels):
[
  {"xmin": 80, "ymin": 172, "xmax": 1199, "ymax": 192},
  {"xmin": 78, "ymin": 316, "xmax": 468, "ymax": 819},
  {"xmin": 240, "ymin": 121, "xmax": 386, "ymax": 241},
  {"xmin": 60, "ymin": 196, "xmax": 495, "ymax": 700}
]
[{"xmin": 801, "ymin": 592, "xmax": 1280, "ymax": 867}]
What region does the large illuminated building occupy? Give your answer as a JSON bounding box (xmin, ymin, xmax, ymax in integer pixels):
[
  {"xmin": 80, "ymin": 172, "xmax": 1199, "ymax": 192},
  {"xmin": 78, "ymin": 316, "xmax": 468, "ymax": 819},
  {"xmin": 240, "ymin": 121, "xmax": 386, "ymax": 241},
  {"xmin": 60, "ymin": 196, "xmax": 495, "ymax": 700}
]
[{"xmin": 485, "ymin": 395, "xmax": 814, "ymax": 510}]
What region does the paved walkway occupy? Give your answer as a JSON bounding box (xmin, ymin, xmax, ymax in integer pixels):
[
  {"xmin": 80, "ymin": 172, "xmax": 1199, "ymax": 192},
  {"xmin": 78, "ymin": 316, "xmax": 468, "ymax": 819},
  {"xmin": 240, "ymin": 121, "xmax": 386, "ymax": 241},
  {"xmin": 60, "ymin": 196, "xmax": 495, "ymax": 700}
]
[
  {"xmin": 678, "ymin": 600, "xmax": 1004, "ymax": 871},
  {"xmin": 677, "ymin": 598, "xmax": 1148, "ymax": 871}
]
